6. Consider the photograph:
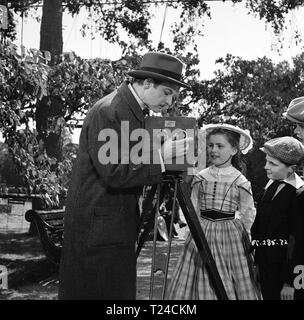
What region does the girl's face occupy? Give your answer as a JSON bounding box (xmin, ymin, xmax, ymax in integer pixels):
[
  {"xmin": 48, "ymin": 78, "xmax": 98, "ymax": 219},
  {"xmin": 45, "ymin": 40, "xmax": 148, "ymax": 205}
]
[
  {"xmin": 207, "ymin": 134, "xmax": 237, "ymax": 168},
  {"xmin": 264, "ymin": 154, "xmax": 293, "ymax": 181}
]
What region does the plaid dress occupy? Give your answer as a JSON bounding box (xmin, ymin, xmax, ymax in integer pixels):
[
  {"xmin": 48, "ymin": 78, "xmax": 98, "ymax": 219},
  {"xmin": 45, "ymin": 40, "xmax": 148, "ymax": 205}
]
[{"xmin": 166, "ymin": 165, "xmax": 261, "ymax": 300}]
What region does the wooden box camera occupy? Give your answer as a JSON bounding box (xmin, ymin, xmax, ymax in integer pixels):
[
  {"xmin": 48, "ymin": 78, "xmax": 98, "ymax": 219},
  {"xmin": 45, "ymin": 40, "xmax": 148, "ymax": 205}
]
[{"xmin": 144, "ymin": 116, "xmax": 198, "ymax": 172}]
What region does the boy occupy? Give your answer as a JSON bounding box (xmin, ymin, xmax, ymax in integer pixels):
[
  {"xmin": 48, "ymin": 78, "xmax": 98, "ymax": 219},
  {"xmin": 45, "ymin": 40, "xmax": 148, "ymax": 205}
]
[{"xmin": 251, "ymin": 136, "xmax": 304, "ymax": 300}]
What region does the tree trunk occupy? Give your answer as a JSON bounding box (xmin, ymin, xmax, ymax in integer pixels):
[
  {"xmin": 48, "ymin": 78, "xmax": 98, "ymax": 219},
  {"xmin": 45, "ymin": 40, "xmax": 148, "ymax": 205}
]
[
  {"xmin": 36, "ymin": 96, "xmax": 65, "ymax": 163},
  {"xmin": 39, "ymin": 0, "xmax": 63, "ymax": 65},
  {"xmin": 37, "ymin": 0, "xmax": 64, "ymax": 166}
]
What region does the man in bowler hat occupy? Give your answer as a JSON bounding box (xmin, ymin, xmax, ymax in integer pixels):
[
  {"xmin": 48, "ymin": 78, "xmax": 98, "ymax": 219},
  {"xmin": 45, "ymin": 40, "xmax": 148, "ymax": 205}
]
[
  {"xmin": 58, "ymin": 52, "xmax": 192, "ymax": 299},
  {"xmin": 282, "ymin": 97, "xmax": 304, "ymax": 300},
  {"xmin": 283, "ymin": 97, "xmax": 304, "ymax": 143}
]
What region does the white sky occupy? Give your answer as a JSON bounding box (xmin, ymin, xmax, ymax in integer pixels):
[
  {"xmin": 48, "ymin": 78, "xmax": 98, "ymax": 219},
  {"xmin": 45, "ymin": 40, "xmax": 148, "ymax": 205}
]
[
  {"xmin": 3, "ymin": 1, "xmax": 303, "ymax": 144},
  {"xmin": 14, "ymin": 1, "xmax": 304, "ymax": 80}
]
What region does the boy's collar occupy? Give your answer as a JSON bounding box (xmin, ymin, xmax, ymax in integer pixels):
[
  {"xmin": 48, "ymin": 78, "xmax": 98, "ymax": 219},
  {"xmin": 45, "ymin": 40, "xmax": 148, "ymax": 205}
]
[{"xmin": 266, "ymin": 172, "xmax": 304, "ymax": 190}]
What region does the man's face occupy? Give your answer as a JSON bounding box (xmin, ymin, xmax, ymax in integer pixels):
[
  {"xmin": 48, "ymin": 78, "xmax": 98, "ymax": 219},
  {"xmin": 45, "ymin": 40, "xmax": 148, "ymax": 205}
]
[
  {"xmin": 141, "ymin": 80, "xmax": 179, "ymax": 113},
  {"xmin": 264, "ymin": 154, "xmax": 291, "ymax": 181},
  {"xmin": 294, "ymin": 124, "xmax": 304, "ymax": 143}
]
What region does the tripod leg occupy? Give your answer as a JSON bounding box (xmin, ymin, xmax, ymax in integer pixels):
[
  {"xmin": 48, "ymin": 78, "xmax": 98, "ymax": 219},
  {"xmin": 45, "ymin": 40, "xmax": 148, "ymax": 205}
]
[
  {"xmin": 177, "ymin": 180, "xmax": 229, "ymax": 300},
  {"xmin": 136, "ymin": 184, "xmax": 166, "ymax": 258},
  {"xmin": 161, "ymin": 178, "xmax": 178, "ymax": 300},
  {"xmin": 149, "ymin": 184, "xmax": 162, "ymax": 300}
]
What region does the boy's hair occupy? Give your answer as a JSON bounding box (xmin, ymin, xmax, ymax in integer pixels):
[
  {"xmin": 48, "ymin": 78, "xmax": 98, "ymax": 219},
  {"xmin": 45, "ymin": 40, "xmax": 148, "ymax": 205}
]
[{"xmin": 207, "ymin": 128, "xmax": 244, "ymax": 171}]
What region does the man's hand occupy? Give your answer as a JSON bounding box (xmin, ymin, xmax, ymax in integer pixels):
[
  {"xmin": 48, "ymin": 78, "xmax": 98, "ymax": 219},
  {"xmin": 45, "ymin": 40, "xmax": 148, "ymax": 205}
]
[
  {"xmin": 280, "ymin": 283, "xmax": 295, "ymax": 300},
  {"xmin": 161, "ymin": 137, "xmax": 193, "ymax": 163}
]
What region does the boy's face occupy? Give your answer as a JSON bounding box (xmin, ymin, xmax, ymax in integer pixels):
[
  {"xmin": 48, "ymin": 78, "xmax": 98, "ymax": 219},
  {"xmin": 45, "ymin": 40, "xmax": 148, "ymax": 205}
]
[
  {"xmin": 264, "ymin": 154, "xmax": 291, "ymax": 180},
  {"xmin": 141, "ymin": 81, "xmax": 179, "ymax": 113},
  {"xmin": 207, "ymin": 134, "xmax": 237, "ymax": 168}
]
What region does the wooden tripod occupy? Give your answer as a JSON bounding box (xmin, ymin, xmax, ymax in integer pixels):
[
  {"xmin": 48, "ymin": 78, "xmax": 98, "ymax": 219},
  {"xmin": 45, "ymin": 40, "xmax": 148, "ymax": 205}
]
[{"xmin": 136, "ymin": 173, "xmax": 229, "ymax": 300}]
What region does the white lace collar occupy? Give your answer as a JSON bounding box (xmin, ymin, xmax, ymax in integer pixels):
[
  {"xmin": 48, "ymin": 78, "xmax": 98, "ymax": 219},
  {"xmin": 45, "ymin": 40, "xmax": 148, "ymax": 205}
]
[{"xmin": 208, "ymin": 165, "xmax": 236, "ymax": 176}]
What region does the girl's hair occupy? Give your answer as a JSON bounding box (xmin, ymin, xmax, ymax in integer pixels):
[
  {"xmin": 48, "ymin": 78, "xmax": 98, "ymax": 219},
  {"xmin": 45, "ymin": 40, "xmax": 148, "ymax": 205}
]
[{"xmin": 207, "ymin": 128, "xmax": 244, "ymax": 171}]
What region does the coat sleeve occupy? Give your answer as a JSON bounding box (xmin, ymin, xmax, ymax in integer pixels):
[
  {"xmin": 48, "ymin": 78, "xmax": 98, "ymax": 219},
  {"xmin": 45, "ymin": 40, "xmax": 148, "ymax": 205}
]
[
  {"xmin": 86, "ymin": 106, "xmax": 163, "ymax": 189},
  {"xmin": 292, "ymin": 188, "xmax": 304, "ymax": 266},
  {"xmin": 284, "ymin": 189, "xmax": 304, "ymax": 286}
]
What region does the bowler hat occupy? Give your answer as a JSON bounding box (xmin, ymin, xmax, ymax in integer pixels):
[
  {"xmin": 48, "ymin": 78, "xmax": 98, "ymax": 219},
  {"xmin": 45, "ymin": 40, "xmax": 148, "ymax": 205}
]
[
  {"xmin": 261, "ymin": 136, "xmax": 304, "ymax": 165},
  {"xmin": 283, "ymin": 97, "xmax": 304, "ymax": 124},
  {"xmin": 128, "ymin": 52, "xmax": 191, "ymax": 89}
]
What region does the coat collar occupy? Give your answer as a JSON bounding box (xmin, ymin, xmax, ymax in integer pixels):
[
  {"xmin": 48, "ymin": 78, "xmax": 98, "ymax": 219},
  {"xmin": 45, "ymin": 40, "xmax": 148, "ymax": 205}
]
[
  {"xmin": 117, "ymin": 81, "xmax": 144, "ymax": 123},
  {"xmin": 128, "ymin": 83, "xmax": 146, "ymax": 110},
  {"xmin": 265, "ymin": 172, "xmax": 304, "ymax": 190}
]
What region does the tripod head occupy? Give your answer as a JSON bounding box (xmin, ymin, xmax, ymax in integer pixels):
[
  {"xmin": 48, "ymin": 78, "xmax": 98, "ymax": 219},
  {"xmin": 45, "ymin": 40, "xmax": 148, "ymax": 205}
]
[{"xmin": 162, "ymin": 171, "xmax": 195, "ymax": 188}]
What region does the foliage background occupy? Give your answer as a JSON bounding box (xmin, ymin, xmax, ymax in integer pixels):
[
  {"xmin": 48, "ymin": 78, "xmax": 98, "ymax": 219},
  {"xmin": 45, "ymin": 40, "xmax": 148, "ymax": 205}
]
[{"xmin": 1, "ymin": 0, "xmax": 304, "ymax": 205}]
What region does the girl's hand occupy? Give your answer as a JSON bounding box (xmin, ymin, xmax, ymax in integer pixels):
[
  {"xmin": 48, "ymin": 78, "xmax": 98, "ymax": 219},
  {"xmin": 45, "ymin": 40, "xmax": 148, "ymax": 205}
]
[{"xmin": 280, "ymin": 283, "xmax": 295, "ymax": 300}]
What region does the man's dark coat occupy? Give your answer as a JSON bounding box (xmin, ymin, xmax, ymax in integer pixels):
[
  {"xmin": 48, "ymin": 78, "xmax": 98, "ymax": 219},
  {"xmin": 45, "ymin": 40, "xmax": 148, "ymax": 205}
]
[{"xmin": 59, "ymin": 82, "xmax": 163, "ymax": 299}]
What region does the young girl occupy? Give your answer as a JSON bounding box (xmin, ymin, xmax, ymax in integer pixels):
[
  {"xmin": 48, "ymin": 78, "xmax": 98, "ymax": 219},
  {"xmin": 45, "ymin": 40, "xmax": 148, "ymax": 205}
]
[
  {"xmin": 251, "ymin": 136, "xmax": 304, "ymax": 300},
  {"xmin": 166, "ymin": 123, "xmax": 261, "ymax": 300}
]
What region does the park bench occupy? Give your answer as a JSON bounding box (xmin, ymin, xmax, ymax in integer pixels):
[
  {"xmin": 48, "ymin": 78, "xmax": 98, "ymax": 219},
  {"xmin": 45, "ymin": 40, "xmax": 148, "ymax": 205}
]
[{"xmin": 25, "ymin": 208, "xmax": 64, "ymax": 265}]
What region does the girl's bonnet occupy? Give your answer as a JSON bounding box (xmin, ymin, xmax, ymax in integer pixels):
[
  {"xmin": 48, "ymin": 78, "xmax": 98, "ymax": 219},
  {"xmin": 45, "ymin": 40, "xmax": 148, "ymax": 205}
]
[{"xmin": 202, "ymin": 123, "xmax": 253, "ymax": 154}]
